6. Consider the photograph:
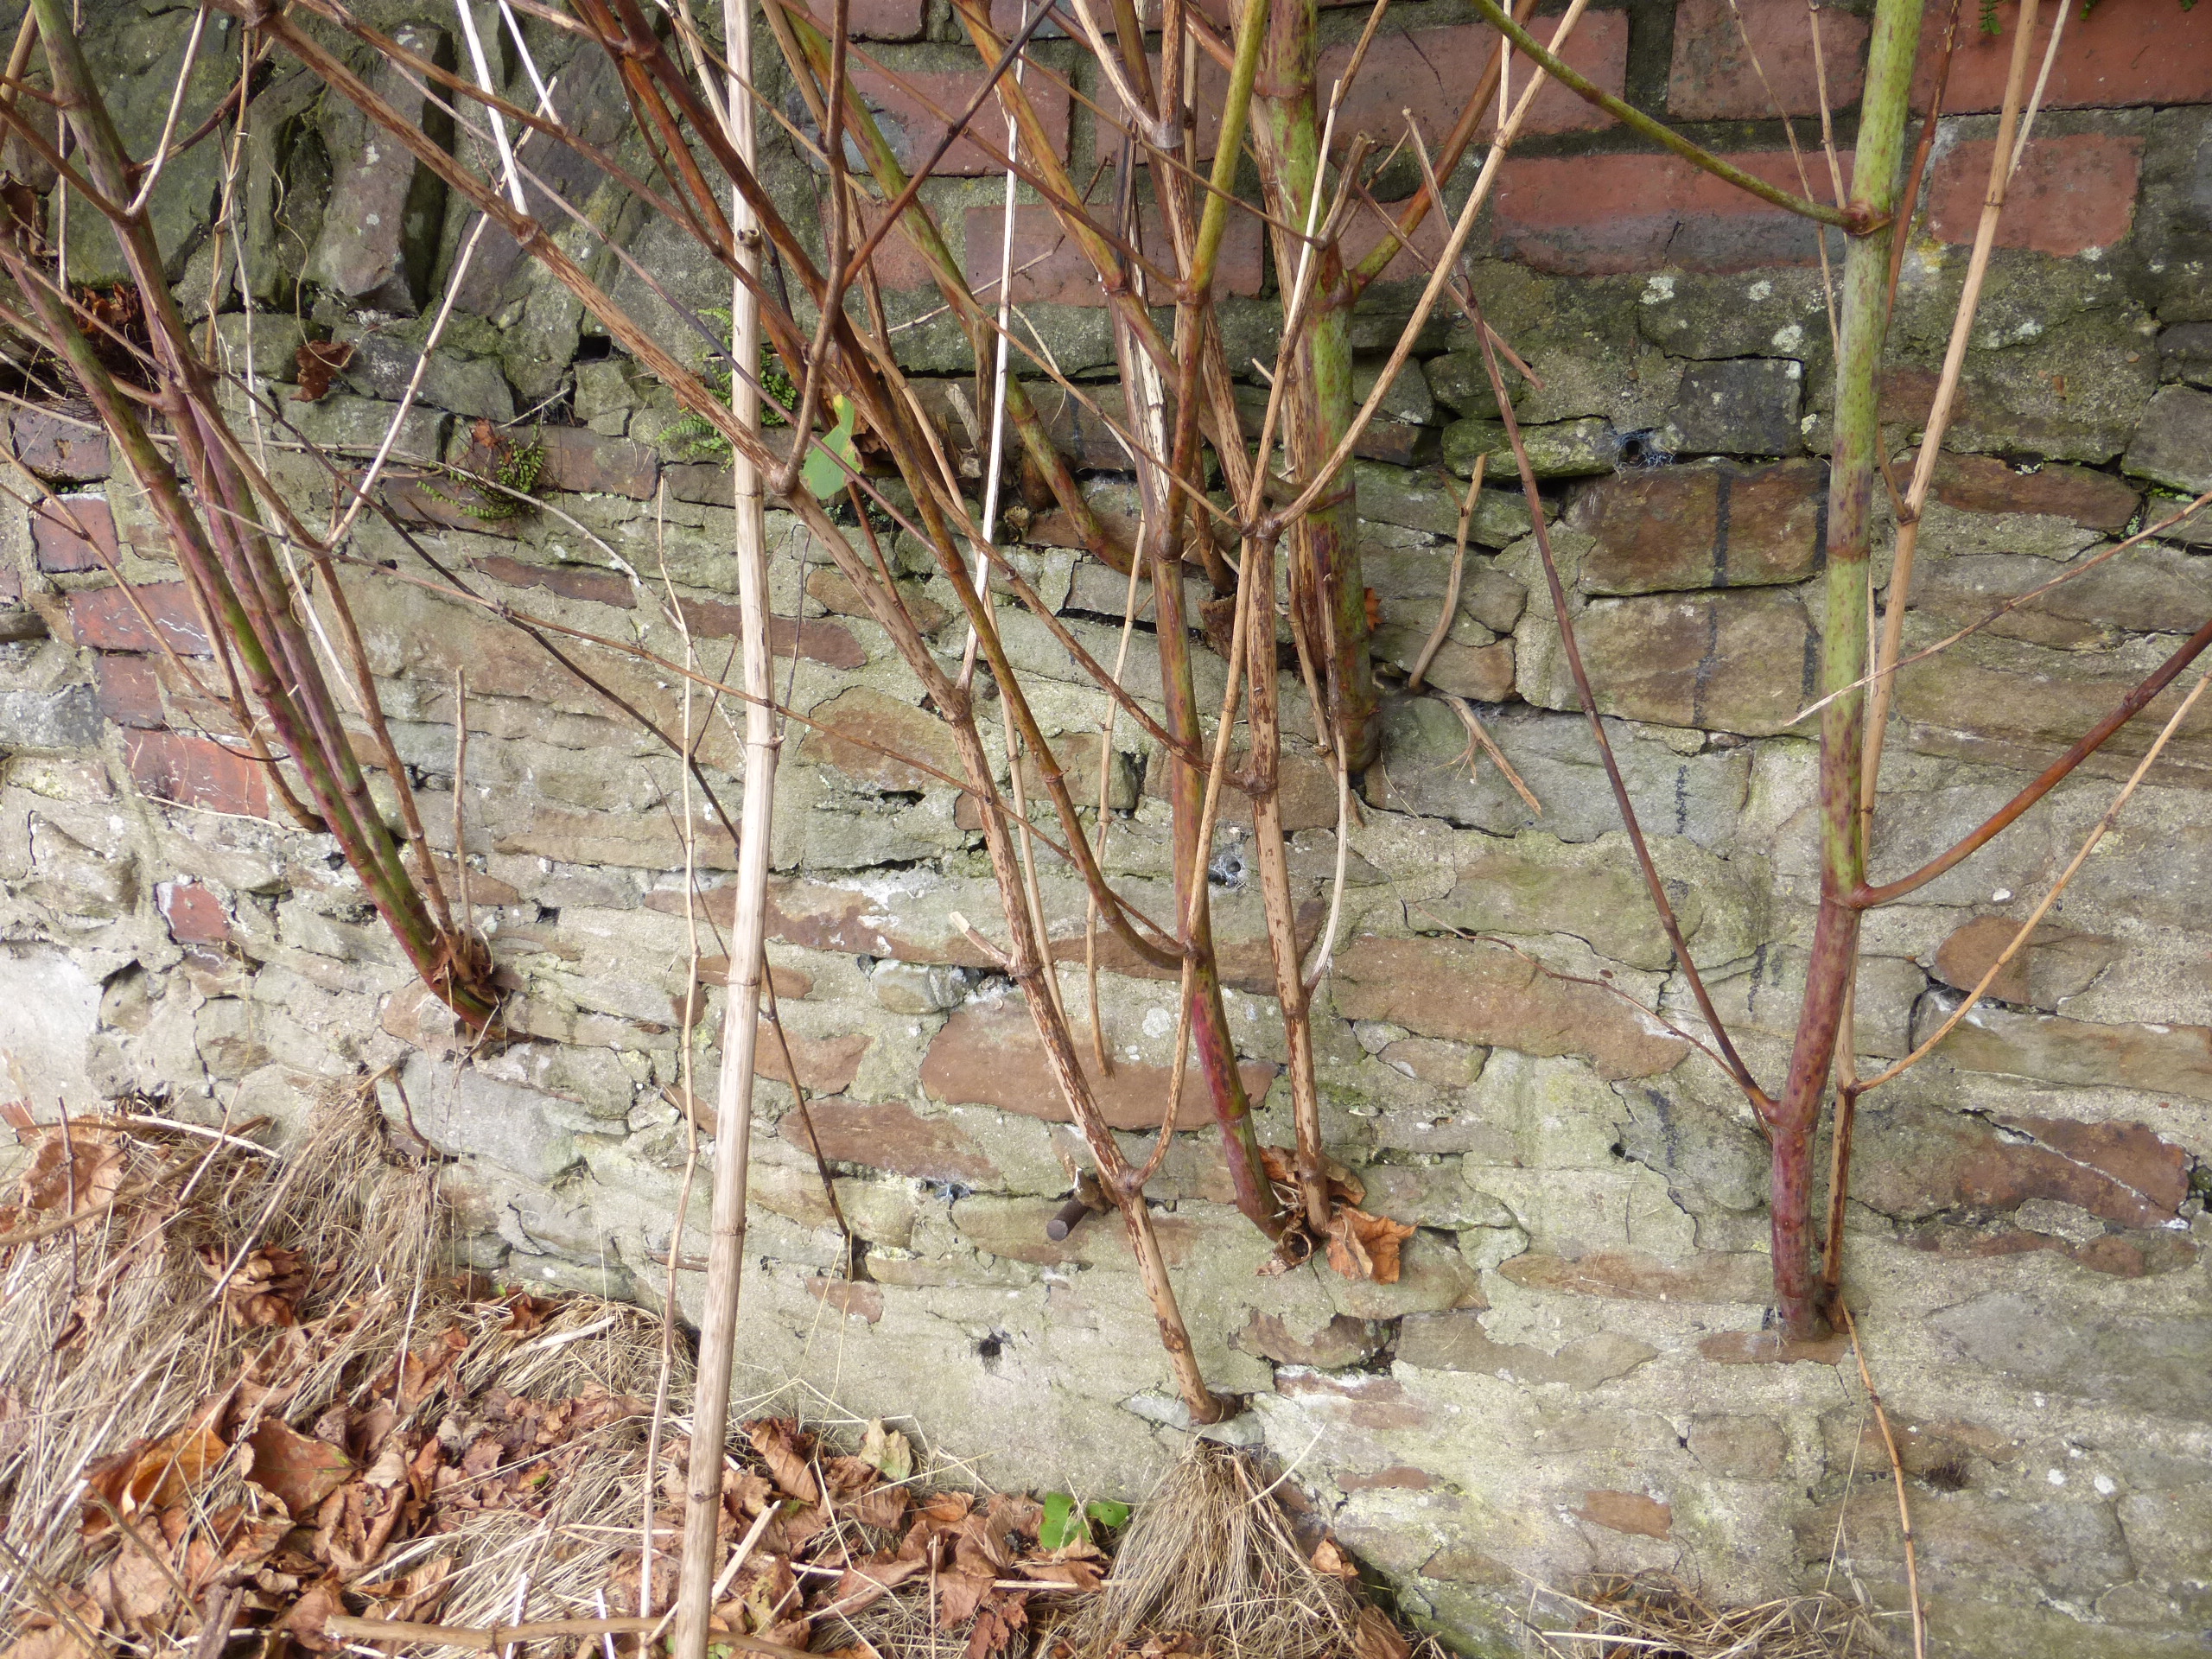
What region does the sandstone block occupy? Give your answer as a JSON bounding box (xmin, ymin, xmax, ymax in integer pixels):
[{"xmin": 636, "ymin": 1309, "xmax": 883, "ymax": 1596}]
[
  {"xmin": 1574, "ymin": 459, "xmax": 1823, "ymax": 595},
  {"xmin": 1332, "ymin": 934, "xmax": 1688, "ymax": 1080},
  {"xmin": 1659, "ymin": 359, "xmax": 1804, "ymax": 458},
  {"xmin": 779, "ymin": 1099, "xmax": 1001, "ymax": 1185},
  {"xmin": 2126, "ymin": 385, "xmax": 2212, "ymax": 494},
  {"xmin": 1519, "ymin": 587, "xmax": 1814, "ymax": 738},
  {"xmin": 920, "ymin": 999, "xmax": 1270, "ymax": 1132}
]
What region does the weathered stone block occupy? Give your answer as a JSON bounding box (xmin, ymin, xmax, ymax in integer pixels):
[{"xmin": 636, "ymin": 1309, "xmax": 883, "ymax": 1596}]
[
  {"xmin": 1352, "ymin": 462, "xmax": 1535, "ymax": 545},
  {"xmin": 1572, "ymin": 460, "xmax": 1823, "ymax": 595},
  {"xmin": 338, "ymin": 328, "xmax": 515, "ymax": 423},
  {"xmin": 307, "ymin": 25, "xmax": 450, "ymax": 310},
  {"xmin": 921, "ymin": 999, "xmax": 1272, "ymax": 1132},
  {"xmin": 1397, "ymin": 1312, "xmax": 1657, "ymax": 1388},
  {"xmin": 1332, "ymin": 935, "xmax": 1688, "ymax": 1080},
  {"xmin": 0, "ymin": 685, "xmax": 101, "ymax": 753},
  {"xmin": 1659, "ymin": 359, "xmax": 1804, "ymax": 458},
  {"xmin": 1444, "ymin": 416, "xmax": 1621, "ymax": 479},
  {"xmin": 2125, "ymin": 385, "xmax": 2212, "ymax": 494},
  {"xmin": 1518, "ymin": 587, "xmax": 1815, "ymax": 738}
]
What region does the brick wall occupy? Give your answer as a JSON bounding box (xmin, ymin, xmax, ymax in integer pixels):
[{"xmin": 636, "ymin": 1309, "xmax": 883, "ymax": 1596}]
[{"xmin": 6, "ymin": 1, "xmax": 2212, "ymax": 1654}]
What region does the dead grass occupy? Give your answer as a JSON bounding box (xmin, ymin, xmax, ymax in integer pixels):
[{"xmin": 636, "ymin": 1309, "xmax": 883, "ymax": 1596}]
[{"xmin": 1529, "ymin": 1572, "xmax": 1888, "ymax": 1659}]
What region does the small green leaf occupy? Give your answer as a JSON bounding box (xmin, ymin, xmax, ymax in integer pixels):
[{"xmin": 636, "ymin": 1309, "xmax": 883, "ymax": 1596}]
[
  {"xmin": 1039, "ymin": 1491, "xmax": 1084, "ymax": 1549},
  {"xmin": 802, "ymin": 396, "xmax": 859, "ymax": 499},
  {"xmin": 1084, "ymin": 1498, "xmax": 1131, "ymax": 1530}
]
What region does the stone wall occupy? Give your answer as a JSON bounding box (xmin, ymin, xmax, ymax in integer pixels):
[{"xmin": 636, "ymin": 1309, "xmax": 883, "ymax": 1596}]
[{"xmin": 5, "ymin": 0, "xmax": 2212, "ymax": 1652}]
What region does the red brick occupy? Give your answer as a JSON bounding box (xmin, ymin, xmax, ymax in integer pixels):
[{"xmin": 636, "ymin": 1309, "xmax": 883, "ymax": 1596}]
[
  {"xmin": 1914, "ymin": 0, "xmax": 2212, "ymax": 114},
  {"xmin": 786, "ymin": 0, "xmax": 923, "ymax": 39},
  {"xmin": 1491, "ymin": 149, "xmax": 1853, "ymax": 275},
  {"xmin": 1925, "ymin": 133, "xmax": 2141, "ymax": 258},
  {"xmin": 677, "ymin": 598, "xmax": 868, "ymax": 670},
  {"xmin": 852, "ymin": 198, "xmax": 948, "ymax": 296},
  {"xmin": 1669, "ymin": 0, "xmax": 1868, "ymax": 121},
  {"xmin": 1338, "ymin": 194, "xmax": 1457, "ymax": 284},
  {"xmin": 1325, "ymin": 16, "xmax": 1625, "ymax": 149},
  {"xmin": 471, "ymin": 552, "xmax": 634, "ymax": 608},
  {"xmin": 963, "ymin": 200, "xmax": 1262, "ymax": 306},
  {"xmin": 11, "ymin": 408, "xmax": 110, "ymax": 480},
  {"xmin": 31, "ymin": 494, "xmax": 117, "ymax": 574},
  {"xmin": 1175, "ymin": 16, "xmax": 1626, "ymax": 161},
  {"xmin": 850, "ymin": 59, "xmax": 1071, "ymax": 178},
  {"xmin": 68, "ymin": 582, "xmax": 212, "ymax": 656},
  {"xmin": 156, "ymin": 880, "xmax": 231, "ymax": 944},
  {"xmin": 95, "ymin": 652, "xmax": 166, "ymax": 729},
  {"xmin": 124, "ymin": 731, "xmax": 268, "ymax": 816}
]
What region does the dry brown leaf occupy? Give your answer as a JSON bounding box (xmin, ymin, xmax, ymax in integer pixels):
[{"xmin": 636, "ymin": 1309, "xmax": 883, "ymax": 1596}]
[
  {"xmin": 1351, "ymin": 1605, "xmax": 1411, "ymax": 1659},
  {"xmin": 246, "ymin": 1420, "xmax": 354, "ymax": 1517},
  {"xmin": 1311, "ymin": 1537, "xmax": 1357, "ymax": 1578},
  {"xmin": 819, "ymin": 1553, "xmax": 926, "ymax": 1617},
  {"xmin": 967, "ymin": 1596, "xmax": 1028, "ymax": 1659},
  {"xmin": 1017, "ymin": 1559, "xmax": 1102, "ymax": 1590},
  {"xmin": 722, "ymin": 1466, "xmax": 774, "ymax": 1518},
  {"xmin": 749, "ymin": 1418, "xmax": 821, "ymax": 1503},
  {"xmin": 935, "ymin": 1568, "xmax": 995, "ymax": 1629},
  {"xmin": 1325, "ymin": 1207, "xmax": 1415, "ymax": 1284},
  {"xmin": 82, "ymin": 1421, "xmax": 226, "ymax": 1538},
  {"xmin": 848, "ymin": 1480, "xmax": 908, "ymax": 1531},
  {"xmin": 859, "ymin": 1418, "xmax": 912, "ymax": 1482},
  {"xmin": 280, "ymin": 1574, "xmax": 346, "ymax": 1652},
  {"xmin": 13, "ymin": 1117, "xmax": 124, "ymax": 1218},
  {"xmin": 292, "ymin": 340, "xmax": 353, "ymax": 402}
]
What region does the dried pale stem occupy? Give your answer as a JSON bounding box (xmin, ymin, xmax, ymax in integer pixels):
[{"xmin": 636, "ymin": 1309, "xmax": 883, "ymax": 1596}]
[
  {"xmin": 1837, "ymin": 1304, "xmax": 1926, "ymax": 1659},
  {"xmin": 674, "ymin": 0, "xmax": 778, "ymax": 1643},
  {"xmin": 1859, "ymin": 0, "xmax": 2044, "ymax": 829},
  {"xmin": 1408, "ymin": 454, "xmax": 1484, "ymax": 692}
]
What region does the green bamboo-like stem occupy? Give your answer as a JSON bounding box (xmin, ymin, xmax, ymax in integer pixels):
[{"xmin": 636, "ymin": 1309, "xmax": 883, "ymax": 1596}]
[
  {"xmin": 1765, "ymin": 0, "xmax": 1925, "ymax": 1340},
  {"xmin": 25, "ymin": 0, "xmax": 493, "ymax": 1022},
  {"xmin": 1245, "ymin": 0, "xmax": 1370, "ymax": 1226},
  {"xmin": 1250, "ymin": 0, "xmax": 1375, "ymax": 772},
  {"xmin": 1467, "ymin": 0, "xmax": 1874, "ymax": 233}
]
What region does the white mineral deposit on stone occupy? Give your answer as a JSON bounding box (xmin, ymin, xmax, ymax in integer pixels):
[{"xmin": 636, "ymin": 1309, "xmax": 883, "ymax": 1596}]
[
  {"xmin": 2048, "ymin": 1469, "xmax": 2066, "ymax": 1486},
  {"xmin": 1142, "ymin": 1007, "xmax": 1173, "ymax": 1039},
  {"xmin": 1993, "ymin": 888, "xmax": 2013, "ymax": 901},
  {"xmin": 2095, "ymin": 1475, "xmax": 2117, "ymax": 1496}
]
